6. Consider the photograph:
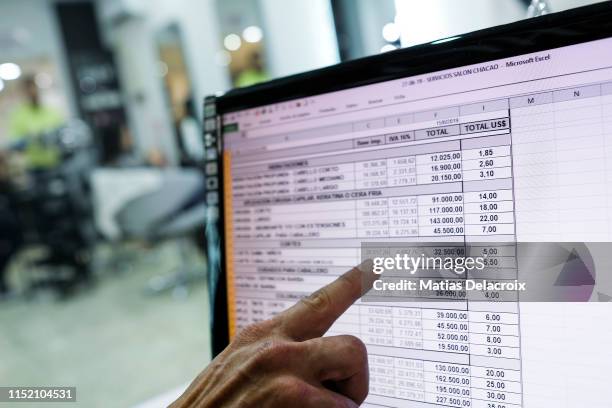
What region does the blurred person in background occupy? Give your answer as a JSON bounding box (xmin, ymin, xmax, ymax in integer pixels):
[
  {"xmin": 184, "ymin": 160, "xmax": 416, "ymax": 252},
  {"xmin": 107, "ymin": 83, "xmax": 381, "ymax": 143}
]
[
  {"xmin": 0, "ymin": 152, "xmax": 22, "ymax": 298},
  {"xmin": 146, "ymin": 148, "xmax": 169, "ymax": 167},
  {"xmin": 235, "ymin": 51, "xmax": 269, "ymax": 88},
  {"xmin": 8, "ymin": 75, "xmax": 64, "ymax": 170},
  {"xmin": 114, "ymin": 125, "xmax": 144, "ymax": 167},
  {"xmin": 177, "ymin": 97, "xmax": 205, "ymax": 166}
]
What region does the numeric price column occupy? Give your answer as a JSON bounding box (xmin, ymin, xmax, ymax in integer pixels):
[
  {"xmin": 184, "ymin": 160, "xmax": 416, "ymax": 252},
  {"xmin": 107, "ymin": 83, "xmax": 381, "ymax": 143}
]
[
  {"xmin": 460, "ymin": 132, "xmax": 523, "ymax": 408},
  {"xmin": 415, "ymin": 142, "xmax": 465, "ymax": 238},
  {"xmin": 422, "ymin": 309, "xmax": 472, "ymax": 408},
  {"xmin": 461, "ymin": 138, "xmax": 515, "ymax": 238}
]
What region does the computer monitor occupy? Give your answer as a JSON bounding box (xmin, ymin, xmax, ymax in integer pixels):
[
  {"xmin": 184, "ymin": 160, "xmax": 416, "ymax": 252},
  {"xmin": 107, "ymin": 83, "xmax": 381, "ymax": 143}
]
[{"xmin": 204, "ymin": 3, "xmax": 612, "ymax": 407}]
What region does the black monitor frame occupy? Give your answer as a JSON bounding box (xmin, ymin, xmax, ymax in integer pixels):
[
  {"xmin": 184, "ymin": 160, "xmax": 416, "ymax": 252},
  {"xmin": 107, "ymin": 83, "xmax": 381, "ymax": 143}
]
[{"xmin": 206, "ymin": 1, "xmax": 612, "ymax": 357}]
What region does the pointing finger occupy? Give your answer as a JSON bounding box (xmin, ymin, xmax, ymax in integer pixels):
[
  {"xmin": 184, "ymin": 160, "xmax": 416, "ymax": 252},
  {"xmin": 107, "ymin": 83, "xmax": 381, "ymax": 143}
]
[{"xmin": 278, "ymin": 259, "xmax": 376, "ymax": 341}]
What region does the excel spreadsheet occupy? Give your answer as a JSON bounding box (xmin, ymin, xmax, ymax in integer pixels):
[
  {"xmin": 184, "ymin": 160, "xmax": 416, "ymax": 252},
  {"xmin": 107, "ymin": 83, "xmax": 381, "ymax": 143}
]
[{"xmin": 220, "ymin": 36, "xmax": 612, "ymax": 407}]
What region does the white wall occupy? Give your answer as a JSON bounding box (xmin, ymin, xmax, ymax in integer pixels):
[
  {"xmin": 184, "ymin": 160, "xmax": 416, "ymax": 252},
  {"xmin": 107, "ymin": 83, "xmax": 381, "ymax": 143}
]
[
  {"xmin": 356, "ymin": 0, "xmax": 396, "ymax": 57},
  {"xmin": 394, "ymin": 0, "xmax": 526, "ymax": 47},
  {"xmin": 110, "ymin": 17, "xmax": 178, "ymax": 163},
  {"xmin": 549, "ymin": 0, "xmax": 606, "ymax": 11},
  {"xmin": 394, "ymin": 0, "xmax": 607, "ymax": 48},
  {"xmin": 258, "ymin": 0, "xmax": 339, "ymax": 78},
  {"xmin": 97, "ymin": 0, "xmax": 230, "ymax": 164},
  {"xmin": 138, "ymin": 0, "xmax": 231, "ymax": 107}
]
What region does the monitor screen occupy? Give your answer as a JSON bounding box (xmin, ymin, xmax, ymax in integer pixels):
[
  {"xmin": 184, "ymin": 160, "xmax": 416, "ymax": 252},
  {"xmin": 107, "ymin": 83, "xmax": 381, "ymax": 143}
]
[{"xmin": 213, "ymin": 10, "xmax": 612, "ymax": 408}]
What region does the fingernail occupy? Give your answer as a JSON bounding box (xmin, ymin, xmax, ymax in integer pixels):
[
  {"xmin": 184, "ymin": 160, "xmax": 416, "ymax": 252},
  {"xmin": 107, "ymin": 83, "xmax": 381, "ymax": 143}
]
[
  {"xmin": 357, "ymin": 258, "xmax": 374, "ymax": 274},
  {"xmin": 357, "ymin": 259, "xmax": 377, "ymax": 295}
]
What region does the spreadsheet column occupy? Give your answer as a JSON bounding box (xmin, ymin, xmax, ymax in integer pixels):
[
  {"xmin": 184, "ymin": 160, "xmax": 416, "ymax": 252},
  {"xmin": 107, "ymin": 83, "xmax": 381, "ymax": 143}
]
[{"xmin": 461, "ymin": 130, "xmax": 522, "ymax": 408}]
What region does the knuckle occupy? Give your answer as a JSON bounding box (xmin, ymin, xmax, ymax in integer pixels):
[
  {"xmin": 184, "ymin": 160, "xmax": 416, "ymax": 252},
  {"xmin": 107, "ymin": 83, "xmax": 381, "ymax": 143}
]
[
  {"xmin": 251, "ymin": 338, "xmax": 297, "ymax": 368},
  {"xmin": 235, "ymin": 321, "xmax": 271, "ymax": 344},
  {"xmin": 301, "ymin": 287, "xmax": 332, "ymax": 313},
  {"xmin": 343, "ymin": 335, "xmax": 368, "ymax": 364},
  {"xmin": 275, "ymin": 376, "xmax": 310, "ymax": 402}
]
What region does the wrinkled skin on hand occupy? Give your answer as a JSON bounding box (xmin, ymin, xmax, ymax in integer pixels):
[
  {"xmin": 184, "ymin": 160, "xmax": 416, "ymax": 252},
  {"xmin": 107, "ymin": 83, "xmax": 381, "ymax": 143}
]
[{"xmin": 171, "ymin": 260, "xmax": 376, "ymax": 408}]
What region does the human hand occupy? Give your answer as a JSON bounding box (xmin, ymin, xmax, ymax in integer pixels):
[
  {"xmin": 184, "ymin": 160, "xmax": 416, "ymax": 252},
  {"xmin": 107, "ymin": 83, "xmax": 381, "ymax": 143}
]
[{"xmin": 171, "ymin": 260, "xmax": 375, "ymax": 407}]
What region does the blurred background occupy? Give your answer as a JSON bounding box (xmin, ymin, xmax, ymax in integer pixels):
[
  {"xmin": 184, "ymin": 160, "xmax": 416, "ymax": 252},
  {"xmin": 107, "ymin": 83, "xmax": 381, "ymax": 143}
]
[{"xmin": 0, "ymin": 0, "xmax": 604, "ymax": 406}]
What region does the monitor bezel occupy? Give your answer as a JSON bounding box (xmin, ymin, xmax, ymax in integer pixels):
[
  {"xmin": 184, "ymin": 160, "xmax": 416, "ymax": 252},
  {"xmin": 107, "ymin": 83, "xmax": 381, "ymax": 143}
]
[{"xmin": 210, "ymin": 1, "xmax": 612, "ymax": 356}]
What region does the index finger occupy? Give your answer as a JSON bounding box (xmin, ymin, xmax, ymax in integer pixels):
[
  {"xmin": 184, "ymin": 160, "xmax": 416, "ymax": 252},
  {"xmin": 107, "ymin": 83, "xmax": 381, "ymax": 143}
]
[{"xmin": 278, "ymin": 259, "xmax": 376, "ymax": 341}]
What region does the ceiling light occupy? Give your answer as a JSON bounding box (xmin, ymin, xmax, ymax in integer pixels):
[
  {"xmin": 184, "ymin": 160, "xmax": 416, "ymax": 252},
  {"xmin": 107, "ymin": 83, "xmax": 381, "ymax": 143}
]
[
  {"xmin": 0, "ymin": 63, "xmax": 22, "ymax": 80},
  {"xmin": 382, "ymin": 22, "xmax": 400, "ymax": 43},
  {"xmin": 242, "ymin": 26, "xmax": 263, "ymax": 43},
  {"xmin": 224, "ymin": 34, "xmax": 242, "ymax": 51}
]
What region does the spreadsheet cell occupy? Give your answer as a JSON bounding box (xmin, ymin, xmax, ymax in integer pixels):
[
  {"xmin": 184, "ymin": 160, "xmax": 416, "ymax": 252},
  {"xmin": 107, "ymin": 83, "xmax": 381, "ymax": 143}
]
[
  {"xmin": 464, "ymin": 223, "xmax": 515, "ymax": 236},
  {"xmin": 470, "ymin": 376, "xmax": 522, "ymax": 394},
  {"xmin": 464, "ymin": 211, "xmax": 515, "ymax": 225},
  {"xmin": 463, "ymin": 190, "xmax": 514, "ymax": 203},
  {"xmin": 470, "ymin": 366, "xmax": 521, "ymax": 382},
  {"xmin": 471, "ymin": 387, "xmax": 522, "ymax": 405},
  {"xmin": 461, "ymin": 145, "xmax": 511, "ymax": 160},
  {"xmin": 462, "ymin": 155, "xmax": 512, "ymax": 171},
  {"xmin": 468, "ymin": 311, "xmax": 519, "ymax": 325},
  {"xmin": 469, "ymin": 332, "xmax": 521, "ymax": 348},
  {"xmin": 468, "ymin": 322, "xmax": 520, "ymax": 336},
  {"xmin": 464, "ymin": 201, "xmax": 514, "ymax": 214},
  {"xmin": 471, "ymin": 401, "xmax": 521, "ymax": 408},
  {"xmin": 462, "ymin": 167, "xmax": 512, "ymax": 181}
]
